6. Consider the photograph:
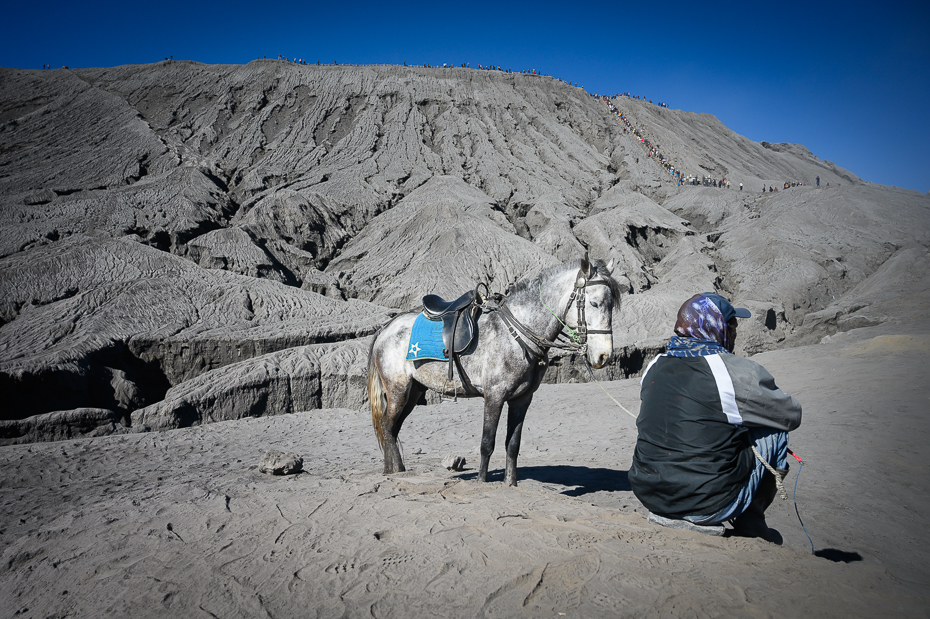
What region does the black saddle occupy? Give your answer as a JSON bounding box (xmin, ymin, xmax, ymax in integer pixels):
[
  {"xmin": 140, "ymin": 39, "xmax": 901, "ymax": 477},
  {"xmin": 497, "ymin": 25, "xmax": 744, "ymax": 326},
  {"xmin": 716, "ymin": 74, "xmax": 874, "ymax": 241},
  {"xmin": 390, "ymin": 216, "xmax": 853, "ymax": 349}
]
[
  {"xmin": 420, "ymin": 286, "xmax": 487, "ymax": 398},
  {"xmin": 423, "ymin": 290, "xmax": 476, "ymax": 317},
  {"xmin": 422, "ymin": 290, "xmax": 478, "ymax": 356}
]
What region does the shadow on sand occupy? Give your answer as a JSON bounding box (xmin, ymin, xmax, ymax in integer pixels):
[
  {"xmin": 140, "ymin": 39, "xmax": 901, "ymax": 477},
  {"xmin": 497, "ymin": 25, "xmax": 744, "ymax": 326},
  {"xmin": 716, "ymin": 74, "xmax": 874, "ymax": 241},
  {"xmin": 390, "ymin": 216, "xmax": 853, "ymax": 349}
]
[
  {"xmin": 814, "ymin": 548, "xmax": 863, "ymax": 563},
  {"xmin": 455, "ymin": 465, "xmax": 631, "ymax": 497}
]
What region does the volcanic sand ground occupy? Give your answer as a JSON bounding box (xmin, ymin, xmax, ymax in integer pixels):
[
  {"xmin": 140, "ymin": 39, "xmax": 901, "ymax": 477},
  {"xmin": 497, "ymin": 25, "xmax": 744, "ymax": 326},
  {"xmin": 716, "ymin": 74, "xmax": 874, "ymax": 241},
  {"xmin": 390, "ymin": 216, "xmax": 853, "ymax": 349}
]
[{"xmin": 1, "ymin": 318, "xmax": 928, "ymax": 618}]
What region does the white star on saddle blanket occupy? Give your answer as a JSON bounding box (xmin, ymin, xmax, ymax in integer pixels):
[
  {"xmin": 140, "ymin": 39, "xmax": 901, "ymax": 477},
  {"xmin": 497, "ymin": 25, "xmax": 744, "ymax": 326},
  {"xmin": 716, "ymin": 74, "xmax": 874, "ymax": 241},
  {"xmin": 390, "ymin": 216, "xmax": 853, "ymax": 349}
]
[{"xmin": 405, "ymin": 314, "xmax": 448, "ymax": 361}]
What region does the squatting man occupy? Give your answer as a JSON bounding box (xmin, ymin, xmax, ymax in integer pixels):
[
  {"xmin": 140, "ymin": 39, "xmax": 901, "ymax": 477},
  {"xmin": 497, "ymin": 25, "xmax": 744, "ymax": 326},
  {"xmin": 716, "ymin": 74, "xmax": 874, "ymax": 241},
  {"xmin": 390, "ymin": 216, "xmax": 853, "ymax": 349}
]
[{"xmin": 629, "ymin": 293, "xmax": 802, "ymax": 541}]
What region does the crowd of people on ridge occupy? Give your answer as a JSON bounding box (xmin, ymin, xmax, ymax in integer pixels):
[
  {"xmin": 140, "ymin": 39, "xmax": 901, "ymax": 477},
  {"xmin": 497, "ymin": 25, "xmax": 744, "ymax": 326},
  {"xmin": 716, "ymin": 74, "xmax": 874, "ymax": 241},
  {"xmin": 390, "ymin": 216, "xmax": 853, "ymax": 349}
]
[
  {"xmin": 599, "ymin": 93, "xmax": 670, "ymax": 107},
  {"xmin": 276, "ymin": 55, "xmax": 311, "ymax": 64},
  {"xmin": 254, "ymin": 56, "xmax": 594, "ymax": 89},
  {"xmin": 215, "ymin": 58, "xmax": 827, "ymax": 193}
]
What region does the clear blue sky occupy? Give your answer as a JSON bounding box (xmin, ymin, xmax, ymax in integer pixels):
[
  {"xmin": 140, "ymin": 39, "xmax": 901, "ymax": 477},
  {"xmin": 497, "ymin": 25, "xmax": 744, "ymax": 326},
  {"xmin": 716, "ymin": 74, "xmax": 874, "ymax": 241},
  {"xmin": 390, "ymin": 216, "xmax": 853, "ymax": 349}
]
[{"xmin": 3, "ymin": 0, "xmax": 928, "ymax": 192}]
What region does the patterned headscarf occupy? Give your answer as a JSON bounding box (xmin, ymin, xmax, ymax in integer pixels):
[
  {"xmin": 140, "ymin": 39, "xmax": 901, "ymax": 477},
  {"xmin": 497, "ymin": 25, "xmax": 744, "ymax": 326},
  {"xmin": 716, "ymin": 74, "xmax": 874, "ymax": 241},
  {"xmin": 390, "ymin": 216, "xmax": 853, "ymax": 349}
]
[{"xmin": 666, "ymin": 294, "xmax": 733, "ymax": 356}]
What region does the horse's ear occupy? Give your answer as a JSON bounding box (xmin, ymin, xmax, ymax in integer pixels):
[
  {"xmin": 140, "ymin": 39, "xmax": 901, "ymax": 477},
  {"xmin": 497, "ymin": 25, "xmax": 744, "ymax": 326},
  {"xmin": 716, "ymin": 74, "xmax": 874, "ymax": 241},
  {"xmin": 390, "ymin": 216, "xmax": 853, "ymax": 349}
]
[
  {"xmin": 605, "ymin": 258, "xmax": 614, "ymax": 274},
  {"xmin": 581, "ymin": 252, "xmax": 592, "ymax": 277}
]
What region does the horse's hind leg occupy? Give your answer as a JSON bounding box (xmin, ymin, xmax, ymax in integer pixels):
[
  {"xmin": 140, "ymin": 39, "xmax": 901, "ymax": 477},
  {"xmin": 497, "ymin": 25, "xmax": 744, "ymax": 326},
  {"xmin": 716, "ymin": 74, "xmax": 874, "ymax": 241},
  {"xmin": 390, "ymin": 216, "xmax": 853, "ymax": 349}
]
[
  {"xmin": 380, "ymin": 380, "xmax": 425, "ymax": 474},
  {"xmin": 369, "ymin": 314, "xmax": 423, "ymax": 474}
]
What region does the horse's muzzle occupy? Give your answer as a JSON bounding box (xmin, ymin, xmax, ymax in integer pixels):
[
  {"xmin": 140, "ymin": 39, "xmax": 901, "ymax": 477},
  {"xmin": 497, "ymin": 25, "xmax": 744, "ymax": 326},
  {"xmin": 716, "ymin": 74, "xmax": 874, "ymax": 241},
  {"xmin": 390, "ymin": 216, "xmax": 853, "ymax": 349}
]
[{"xmin": 591, "ymin": 352, "xmax": 610, "ymax": 369}]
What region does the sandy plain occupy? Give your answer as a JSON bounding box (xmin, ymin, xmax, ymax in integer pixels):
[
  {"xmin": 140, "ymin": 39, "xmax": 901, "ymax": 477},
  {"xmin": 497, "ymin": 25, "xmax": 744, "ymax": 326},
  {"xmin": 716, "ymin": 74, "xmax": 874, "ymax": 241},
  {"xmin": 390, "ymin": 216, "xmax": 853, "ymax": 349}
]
[{"xmin": 1, "ymin": 316, "xmax": 927, "ymax": 618}]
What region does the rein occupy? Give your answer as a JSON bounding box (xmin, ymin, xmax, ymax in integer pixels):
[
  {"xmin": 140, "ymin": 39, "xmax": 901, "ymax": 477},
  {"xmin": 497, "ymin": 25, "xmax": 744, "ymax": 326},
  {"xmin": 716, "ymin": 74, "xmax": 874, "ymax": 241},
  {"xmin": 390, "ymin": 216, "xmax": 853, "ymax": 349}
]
[{"xmin": 487, "ymin": 266, "xmax": 612, "ymax": 360}]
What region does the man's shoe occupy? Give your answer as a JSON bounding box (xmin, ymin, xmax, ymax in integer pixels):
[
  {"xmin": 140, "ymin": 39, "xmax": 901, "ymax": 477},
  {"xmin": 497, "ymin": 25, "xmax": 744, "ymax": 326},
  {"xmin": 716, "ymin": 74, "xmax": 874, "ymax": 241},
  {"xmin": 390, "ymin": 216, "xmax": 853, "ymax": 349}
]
[
  {"xmin": 730, "ymin": 509, "xmax": 770, "ymax": 538},
  {"xmin": 729, "ymin": 514, "xmax": 783, "ymax": 544},
  {"xmin": 729, "ymin": 467, "xmax": 788, "ymax": 544},
  {"xmin": 648, "ymin": 512, "xmax": 725, "ymax": 536}
]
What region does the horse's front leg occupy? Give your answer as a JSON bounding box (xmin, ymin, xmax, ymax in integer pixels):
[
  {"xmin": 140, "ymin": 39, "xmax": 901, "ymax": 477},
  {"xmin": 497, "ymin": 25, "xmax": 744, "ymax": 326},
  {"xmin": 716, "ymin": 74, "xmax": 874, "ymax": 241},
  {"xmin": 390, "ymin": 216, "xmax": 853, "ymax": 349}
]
[
  {"xmin": 503, "ymin": 394, "xmax": 533, "ymax": 487},
  {"xmin": 478, "ymin": 396, "xmax": 506, "ymax": 482}
]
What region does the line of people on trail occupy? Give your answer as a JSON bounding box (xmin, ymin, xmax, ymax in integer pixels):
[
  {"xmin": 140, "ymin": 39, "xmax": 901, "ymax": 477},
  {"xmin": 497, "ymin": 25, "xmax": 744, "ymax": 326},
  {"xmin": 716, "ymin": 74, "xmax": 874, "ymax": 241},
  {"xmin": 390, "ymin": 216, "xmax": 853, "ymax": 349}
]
[
  {"xmin": 601, "ymin": 96, "xmax": 827, "ymax": 195},
  {"xmin": 763, "ymin": 181, "xmax": 809, "ymax": 193},
  {"xmin": 601, "ymin": 96, "xmax": 684, "ymax": 183},
  {"xmin": 681, "ymin": 176, "xmax": 732, "ymax": 189}
]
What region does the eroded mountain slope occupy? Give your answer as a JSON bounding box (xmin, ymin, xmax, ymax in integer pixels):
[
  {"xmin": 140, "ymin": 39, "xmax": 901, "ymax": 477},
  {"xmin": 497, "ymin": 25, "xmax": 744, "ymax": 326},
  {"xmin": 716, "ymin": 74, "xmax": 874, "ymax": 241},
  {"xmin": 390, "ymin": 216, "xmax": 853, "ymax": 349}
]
[{"xmin": 1, "ymin": 61, "xmax": 927, "ymax": 440}]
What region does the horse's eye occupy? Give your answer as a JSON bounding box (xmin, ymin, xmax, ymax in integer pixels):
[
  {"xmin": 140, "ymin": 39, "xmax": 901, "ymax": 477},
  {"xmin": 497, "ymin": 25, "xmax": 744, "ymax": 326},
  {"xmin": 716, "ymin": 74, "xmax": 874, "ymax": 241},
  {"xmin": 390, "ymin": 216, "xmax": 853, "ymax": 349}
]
[{"xmin": 590, "ymin": 300, "xmax": 599, "ymax": 308}]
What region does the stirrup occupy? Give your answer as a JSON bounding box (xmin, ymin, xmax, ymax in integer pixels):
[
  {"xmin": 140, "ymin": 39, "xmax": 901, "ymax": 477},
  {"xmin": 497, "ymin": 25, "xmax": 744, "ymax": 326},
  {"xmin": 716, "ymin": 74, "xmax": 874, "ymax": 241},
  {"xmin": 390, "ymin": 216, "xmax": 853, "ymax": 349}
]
[{"xmin": 440, "ymin": 377, "xmax": 459, "ymax": 403}]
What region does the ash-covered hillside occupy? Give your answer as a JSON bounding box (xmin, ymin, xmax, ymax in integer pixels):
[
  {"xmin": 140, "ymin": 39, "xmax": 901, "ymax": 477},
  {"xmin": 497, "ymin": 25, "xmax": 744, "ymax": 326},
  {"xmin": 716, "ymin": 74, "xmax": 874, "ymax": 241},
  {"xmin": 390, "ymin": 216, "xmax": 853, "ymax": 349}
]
[{"xmin": 1, "ymin": 60, "xmax": 928, "ymax": 442}]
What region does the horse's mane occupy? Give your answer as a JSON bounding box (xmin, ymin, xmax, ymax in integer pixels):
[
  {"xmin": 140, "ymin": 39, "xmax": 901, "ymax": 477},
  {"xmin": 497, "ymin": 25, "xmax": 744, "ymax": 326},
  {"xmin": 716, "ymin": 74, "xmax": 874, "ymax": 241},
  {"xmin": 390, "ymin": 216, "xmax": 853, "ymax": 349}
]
[{"xmin": 505, "ymin": 258, "xmax": 624, "ymax": 304}]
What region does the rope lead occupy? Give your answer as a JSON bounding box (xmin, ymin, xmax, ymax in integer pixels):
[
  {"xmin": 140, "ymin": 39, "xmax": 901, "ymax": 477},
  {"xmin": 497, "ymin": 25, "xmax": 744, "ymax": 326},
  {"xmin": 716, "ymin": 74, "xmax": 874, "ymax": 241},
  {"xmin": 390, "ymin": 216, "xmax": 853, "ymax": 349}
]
[
  {"xmin": 750, "ymin": 445, "xmax": 789, "ymax": 500},
  {"xmin": 794, "ymin": 462, "xmax": 815, "ymax": 554},
  {"xmin": 583, "ymin": 358, "xmax": 637, "ymax": 420}
]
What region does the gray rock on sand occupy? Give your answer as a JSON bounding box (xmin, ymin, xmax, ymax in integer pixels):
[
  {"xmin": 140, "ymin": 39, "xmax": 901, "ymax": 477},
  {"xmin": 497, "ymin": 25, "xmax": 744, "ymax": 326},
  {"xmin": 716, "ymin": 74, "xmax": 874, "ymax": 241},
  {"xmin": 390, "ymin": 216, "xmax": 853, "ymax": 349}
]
[
  {"xmin": 441, "ymin": 454, "xmax": 466, "ymax": 471},
  {"xmin": 258, "ymin": 450, "xmax": 303, "ymax": 475}
]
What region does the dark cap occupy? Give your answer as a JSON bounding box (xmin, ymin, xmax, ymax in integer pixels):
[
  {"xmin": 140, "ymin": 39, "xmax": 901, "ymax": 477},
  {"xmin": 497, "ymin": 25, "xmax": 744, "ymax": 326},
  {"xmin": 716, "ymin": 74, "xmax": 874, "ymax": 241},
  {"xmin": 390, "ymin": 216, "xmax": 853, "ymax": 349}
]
[{"xmin": 701, "ymin": 293, "xmax": 751, "ymax": 322}]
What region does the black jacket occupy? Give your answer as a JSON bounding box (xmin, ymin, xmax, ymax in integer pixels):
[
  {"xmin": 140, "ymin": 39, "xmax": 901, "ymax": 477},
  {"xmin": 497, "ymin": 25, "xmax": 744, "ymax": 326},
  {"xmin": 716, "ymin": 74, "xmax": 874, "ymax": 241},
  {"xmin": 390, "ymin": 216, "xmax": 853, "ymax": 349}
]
[{"xmin": 629, "ymin": 353, "xmax": 802, "ymax": 518}]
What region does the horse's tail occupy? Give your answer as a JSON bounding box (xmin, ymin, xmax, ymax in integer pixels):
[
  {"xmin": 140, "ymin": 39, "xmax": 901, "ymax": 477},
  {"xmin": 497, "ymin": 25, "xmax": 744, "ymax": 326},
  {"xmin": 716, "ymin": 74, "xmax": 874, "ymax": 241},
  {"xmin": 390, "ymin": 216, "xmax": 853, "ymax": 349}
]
[{"xmin": 368, "ymin": 330, "xmax": 388, "ymax": 453}]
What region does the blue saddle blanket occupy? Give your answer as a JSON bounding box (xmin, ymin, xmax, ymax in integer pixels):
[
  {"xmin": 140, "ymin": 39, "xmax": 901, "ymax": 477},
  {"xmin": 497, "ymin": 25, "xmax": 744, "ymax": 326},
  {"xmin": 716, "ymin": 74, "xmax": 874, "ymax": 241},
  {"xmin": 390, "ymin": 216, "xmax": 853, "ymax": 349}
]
[{"xmin": 406, "ymin": 313, "xmax": 447, "ymax": 361}]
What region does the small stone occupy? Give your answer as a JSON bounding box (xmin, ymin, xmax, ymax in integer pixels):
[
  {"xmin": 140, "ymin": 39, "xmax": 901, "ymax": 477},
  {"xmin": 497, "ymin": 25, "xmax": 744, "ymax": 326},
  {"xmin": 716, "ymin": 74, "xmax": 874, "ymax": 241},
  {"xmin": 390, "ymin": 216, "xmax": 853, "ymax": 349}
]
[
  {"xmin": 442, "ymin": 454, "xmax": 466, "ymax": 471},
  {"xmin": 258, "ymin": 450, "xmax": 303, "ymax": 475}
]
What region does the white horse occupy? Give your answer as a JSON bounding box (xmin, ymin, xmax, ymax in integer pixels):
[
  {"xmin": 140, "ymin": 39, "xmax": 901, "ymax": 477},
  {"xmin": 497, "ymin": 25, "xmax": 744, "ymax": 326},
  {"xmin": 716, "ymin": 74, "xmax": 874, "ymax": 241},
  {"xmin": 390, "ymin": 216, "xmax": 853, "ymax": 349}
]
[{"xmin": 367, "ymin": 255, "xmax": 621, "ymax": 486}]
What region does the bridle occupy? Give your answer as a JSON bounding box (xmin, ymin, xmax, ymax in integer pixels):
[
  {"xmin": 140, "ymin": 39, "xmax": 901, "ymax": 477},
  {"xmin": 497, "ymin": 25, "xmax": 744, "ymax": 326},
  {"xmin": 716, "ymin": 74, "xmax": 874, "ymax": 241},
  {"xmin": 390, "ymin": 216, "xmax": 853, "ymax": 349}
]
[
  {"xmin": 439, "ymin": 266, "xmax": 614, "ymax": 402},
  {"xmin": 569, "ymin": 268, "xmax": 613, "ymax": 346},
  {"xmin": 487, "ymin": 266, "xmax": 613, "ymax": 359}
]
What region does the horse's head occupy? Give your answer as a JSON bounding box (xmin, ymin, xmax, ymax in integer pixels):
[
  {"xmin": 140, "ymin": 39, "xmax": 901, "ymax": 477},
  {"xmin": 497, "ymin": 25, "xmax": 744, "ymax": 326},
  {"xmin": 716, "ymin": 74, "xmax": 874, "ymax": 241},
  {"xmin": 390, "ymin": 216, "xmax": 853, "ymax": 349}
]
[{"xmin": 566, "ymin": 254, "xmax": 620, "ymax": 369}]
